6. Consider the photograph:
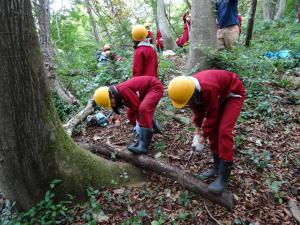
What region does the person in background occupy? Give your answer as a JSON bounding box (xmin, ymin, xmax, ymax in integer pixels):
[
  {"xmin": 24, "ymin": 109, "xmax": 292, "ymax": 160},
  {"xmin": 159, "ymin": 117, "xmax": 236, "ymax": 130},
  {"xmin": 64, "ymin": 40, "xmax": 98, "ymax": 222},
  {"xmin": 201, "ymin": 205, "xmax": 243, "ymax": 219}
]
[
  {"xmin": 95, "ymin": 44, "xmax": 123, "ymax": 67},
  {"xmin": 238, "ymin": 14, "xmax": 242, "ymax": 35},
  {"xmin": 93, "ymin": 76, "xmax": 163, "ymax": 154},
  {"xmin": 144, "ymin": 22, "xmax": 154, "ymax": 44},
  {"xmin": 176, "ymin": 11, "xmax": 191, "ymax": 47},
  {"xmin": 167, "ymin": 70, "xmax": 246, "ymax": 194},
  {"xmin": 216, "ymin": 0, "xmax": 239, "ymax": 51},
  {"xmin": 156, "ymin": 29, "xmax": 164, "ymax": 52},
  {"xmin": 132, "ymin": 25, "xmax": 158, "ymax": 78},
  {"xmin": 131, "ymin": 25, "xmax": 161, "ymax": 134}
]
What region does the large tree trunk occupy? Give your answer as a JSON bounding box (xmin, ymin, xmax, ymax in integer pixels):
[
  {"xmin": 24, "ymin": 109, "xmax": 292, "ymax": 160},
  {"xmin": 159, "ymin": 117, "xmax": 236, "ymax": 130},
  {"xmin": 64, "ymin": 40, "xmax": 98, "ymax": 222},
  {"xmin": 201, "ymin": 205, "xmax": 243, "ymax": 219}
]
[
  {"xmin": 245, "ymin": 0, "xmax": 258, "ymax": 47},
  {"xmin": 81, "ymin": 142, "xmax": 234, "ymax": 210},
  {"xmin": 84, "ymin": 0, "xmax": 101, "ymax": 44},
  {"xmin": 157, "ymin": 0, "xmax": 177, "ymax": 50},
  {"xmin": 0, "ymin": 0, "xmax": 143, "ymax": 210},
  {"xmin": 263, "ymin": 0, "xmax": 271, "ymax": 20},
  {"xmin": 33, "ymin": 0, "xmax": 78, "ymax": 105},
  {"xmin": 186, "ymin": 0, "xmax": 217, "ymax": 71},
  {"xmin": 275, "ymin": 0, "xmax": 287, "ymax": 19}
]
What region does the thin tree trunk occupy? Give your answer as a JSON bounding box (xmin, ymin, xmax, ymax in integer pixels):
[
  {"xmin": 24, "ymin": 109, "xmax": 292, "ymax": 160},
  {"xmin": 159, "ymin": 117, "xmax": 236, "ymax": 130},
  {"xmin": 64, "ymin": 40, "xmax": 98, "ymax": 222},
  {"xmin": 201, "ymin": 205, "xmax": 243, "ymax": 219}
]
[
  {"xmin": 184, "ymin": 0, "xmax": 191, "ymax": 10},
  {"xmin": 89, "ymin": 1, "xmax": 113, "ymax": 43},
  {"xmin": 186, "ymin": 0, "xmax": 217, "ymax": 71},
  {"xmin": 245, "ymin": 0, "xmax": 258, "ymax": 47},
  {"xmin": 157, "ymin": 0, "xmax": 177, "ymax": 50},
  {"xmin": 81, "ymin": 142, "xmax": 235, "ymax": 210},
  {"xmin": 275, "ymin": 0, "xmax": 287, "ymax": 19},
  {"xmin": 0, "ymin": 0, "xmax": 143, "ymax": 210},
  {"xmin": 84, "ymin": 0, "xmax": 101, "ymax": 43},
  {"xmin": 165, "ymin": 7, "xmax": 179, "ymax": 37},
  {"xmin": 55, "ymin": 15, "xmax": 61, "ymax": 44},
  {"xmin": 33, "ymin": 0, "xmax": 78, "ymax": 104},
  {"xmin": 263, "ymin": 0, "xmax": 271, "ymax": 20},
  {"xmin": 270, "ymin": 0, "xmax": 277, "ymax": 19}
]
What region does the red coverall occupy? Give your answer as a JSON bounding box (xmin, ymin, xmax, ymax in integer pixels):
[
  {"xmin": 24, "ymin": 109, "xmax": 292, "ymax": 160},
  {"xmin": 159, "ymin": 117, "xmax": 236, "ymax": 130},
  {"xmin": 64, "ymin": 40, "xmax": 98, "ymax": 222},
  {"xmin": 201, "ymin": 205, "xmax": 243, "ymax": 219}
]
[
  {"xmin": 237, "ymin": 15, "xmax": 242, "ymax": 34},
  {"xmin": 132, "ymin": 45, "xmax": 158, "ymax": 78},
  {"xmin": 148, "ymin": 30, "xmax": 154, "ymax": 44},
  {"xmin": 176, "ymin": 19, "xmax": 190, "ymax": 47},
  {"xmin": 190, "ymin": 70, "xmax": 246, "ymax": 161},
  {"xmin": 116, "ymin": 76, "xmax": 163, "ymax": 128},
  {"xmin": 156, "ymin": 30, "xmax": 164, "ymax": 51}
]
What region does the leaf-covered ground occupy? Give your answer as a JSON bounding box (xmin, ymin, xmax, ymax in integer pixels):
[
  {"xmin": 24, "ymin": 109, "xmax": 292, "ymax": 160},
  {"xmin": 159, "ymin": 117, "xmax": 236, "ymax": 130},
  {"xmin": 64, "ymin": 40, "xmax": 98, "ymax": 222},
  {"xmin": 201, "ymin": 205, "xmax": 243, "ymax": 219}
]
[{"xmin": 73, "ymin": 55, "xmax": 300, "ymax": 224}]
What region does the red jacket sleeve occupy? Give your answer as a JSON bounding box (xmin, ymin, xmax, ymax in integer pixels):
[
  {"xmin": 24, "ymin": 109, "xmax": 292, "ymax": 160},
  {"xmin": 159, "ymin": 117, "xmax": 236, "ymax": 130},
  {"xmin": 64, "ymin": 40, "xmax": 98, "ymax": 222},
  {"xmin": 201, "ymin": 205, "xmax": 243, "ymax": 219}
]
[
  {"xmin": 132, "ymin": 50, "xmax": 144, "ymax": 77},
  {"xmin": 190, "ymin": 105, "xmax": 205, "ymax": 128},
  {"xmin": 121, "ymin": 88, "xmax": 141, "ymax": 113},
  {"xmin": 202, "ymin": 88, "xmax": 220, "ymax": 138}
]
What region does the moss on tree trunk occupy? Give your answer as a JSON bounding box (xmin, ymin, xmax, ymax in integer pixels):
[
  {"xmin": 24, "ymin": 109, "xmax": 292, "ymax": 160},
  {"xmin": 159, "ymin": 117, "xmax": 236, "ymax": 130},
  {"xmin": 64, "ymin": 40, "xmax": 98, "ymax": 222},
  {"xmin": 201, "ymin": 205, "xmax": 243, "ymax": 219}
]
[{"xmin": 0, "ymin": 0, "xmax": 144, "ymax": 210}]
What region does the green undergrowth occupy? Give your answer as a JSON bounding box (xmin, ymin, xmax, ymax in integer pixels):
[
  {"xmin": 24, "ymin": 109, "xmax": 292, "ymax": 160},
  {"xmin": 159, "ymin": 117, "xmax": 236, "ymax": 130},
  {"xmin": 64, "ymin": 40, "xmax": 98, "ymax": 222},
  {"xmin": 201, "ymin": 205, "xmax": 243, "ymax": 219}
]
[
  {"xmin": 54, "ymin": 47, "xmax": 175, "ymax": 121},
  {"xmin": 0, "ymin": 181, "xmax": 106, "ymax": 225}
]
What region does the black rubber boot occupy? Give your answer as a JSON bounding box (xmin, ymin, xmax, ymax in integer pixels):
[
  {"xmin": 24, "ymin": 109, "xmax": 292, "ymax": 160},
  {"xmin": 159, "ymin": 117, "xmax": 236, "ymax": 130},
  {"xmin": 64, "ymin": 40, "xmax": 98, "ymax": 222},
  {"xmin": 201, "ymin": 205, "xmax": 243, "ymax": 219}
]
[
  {"xmin": 198, "ymin": 154, "xmax": 220, "ymax": 180},
  {"xmin": 152, "ymin": 118, "xmax": 162, "ymax": 134},
  {"xmin": 128, "ymin": 127, "xmax": 153, "ymax": 154},
  {"xmin": 208, "ymin": 160, "xmax": 233, "ymax": 194}
]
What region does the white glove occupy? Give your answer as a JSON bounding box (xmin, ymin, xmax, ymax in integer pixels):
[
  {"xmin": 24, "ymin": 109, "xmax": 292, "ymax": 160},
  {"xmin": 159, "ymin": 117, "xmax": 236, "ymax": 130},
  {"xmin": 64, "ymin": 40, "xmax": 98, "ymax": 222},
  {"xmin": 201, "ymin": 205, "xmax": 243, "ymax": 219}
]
[
  {"xmin": 133, "ymin": 121, "xmax": 141, "ymax": 137},
  {"xmin": 192, "ymin": 135, "xmax": 204, "ymax": 152}
]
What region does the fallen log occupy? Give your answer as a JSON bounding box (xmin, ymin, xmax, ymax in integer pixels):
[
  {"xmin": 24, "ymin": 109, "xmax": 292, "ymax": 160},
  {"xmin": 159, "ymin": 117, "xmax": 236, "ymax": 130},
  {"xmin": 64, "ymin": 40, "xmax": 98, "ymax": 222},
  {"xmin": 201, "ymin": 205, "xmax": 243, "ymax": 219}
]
[
  {"xmin": 161, "ymin": 110, "xmax": 190, "ymax": 125},
  {"xmin": 78, "ymin": 142, "xmax": 234, "ymax": 210},
  {"xmin": 64, "ymin": 100, "xmax": 94, "ymax": 136},
  {"xmin": 288, "ymin": 199, "xmax": 300, "ymax": 223}
]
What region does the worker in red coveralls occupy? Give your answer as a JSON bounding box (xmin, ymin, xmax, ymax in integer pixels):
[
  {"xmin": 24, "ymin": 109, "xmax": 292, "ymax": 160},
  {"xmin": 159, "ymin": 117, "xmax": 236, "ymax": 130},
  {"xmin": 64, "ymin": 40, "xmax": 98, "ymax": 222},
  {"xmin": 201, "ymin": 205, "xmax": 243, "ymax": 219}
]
[
  {"xmin": 167, "ymin": 70, "xmax": 246, "ymax": 194},
  {"xmin": 132, "ymin": 24, "xmax": 158, "ymax": 78},
  {"xmin": 144, "ymin": 22, "xmax": 154, "ymax": 44},
  {"xmin": 131, "ymin": 25, "xmax": 161, "ymax": 134},
  {"xmin": 93, "ymin": 76, "xmax": 163, "ymax": 154},
  {"xmin": 237, "ymin": 14, "xmax": 242, "ymax": 35},
  {"xmin": 176, "ymin": 11, "xmax": 191, "ymax": 47},
  {"xmin": 156, "ymin": 29, "xmax": 164, "ymax": 52}
]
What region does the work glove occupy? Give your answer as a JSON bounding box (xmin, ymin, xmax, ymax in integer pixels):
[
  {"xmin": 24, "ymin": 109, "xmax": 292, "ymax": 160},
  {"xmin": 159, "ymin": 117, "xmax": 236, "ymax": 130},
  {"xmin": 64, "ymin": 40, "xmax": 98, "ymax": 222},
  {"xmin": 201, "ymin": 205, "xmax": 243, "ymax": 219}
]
[
  {"xmin": 192, "ymin": 135, "xmax": 204, "ymax": 153},
  {"xmin": 133, "ymin": 121, "xmax": 141, "ymax": 138}
]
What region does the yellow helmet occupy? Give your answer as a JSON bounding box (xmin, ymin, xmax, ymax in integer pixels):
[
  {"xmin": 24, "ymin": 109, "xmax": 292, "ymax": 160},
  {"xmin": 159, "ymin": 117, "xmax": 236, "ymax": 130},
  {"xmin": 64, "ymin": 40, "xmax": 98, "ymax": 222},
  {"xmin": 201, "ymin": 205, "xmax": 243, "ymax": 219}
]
[
  {"xmin": 167, "ymin": 76, "xmax": 195, "ymax": 108},
  {"xmin": 93, "ymin": 87, "xmax": 111, "ymax": 109},
  {"xmin": 132, "ymin": 25, "xmax": 148, "ymax": 41}
]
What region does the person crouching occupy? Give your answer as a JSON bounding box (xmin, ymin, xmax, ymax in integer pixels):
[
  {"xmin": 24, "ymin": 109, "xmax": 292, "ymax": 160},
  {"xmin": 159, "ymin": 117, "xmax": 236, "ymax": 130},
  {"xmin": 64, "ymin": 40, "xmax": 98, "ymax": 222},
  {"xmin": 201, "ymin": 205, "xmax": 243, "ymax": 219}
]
[
  {"xmin": 93, "ymin": 76, "xmax": 163, "ymax": 154},
  {"xmin": 167, "ymin": 70, "xmax": 246, "ymax": 194}
]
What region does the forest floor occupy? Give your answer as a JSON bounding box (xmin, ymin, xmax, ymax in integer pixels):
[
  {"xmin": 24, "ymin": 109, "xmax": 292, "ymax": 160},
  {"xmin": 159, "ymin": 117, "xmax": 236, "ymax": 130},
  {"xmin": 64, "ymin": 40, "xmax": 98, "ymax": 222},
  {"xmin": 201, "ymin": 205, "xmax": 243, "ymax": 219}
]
[{"xmin": 73, "ymin": 55, "xmax": 300, "ymax": 225}]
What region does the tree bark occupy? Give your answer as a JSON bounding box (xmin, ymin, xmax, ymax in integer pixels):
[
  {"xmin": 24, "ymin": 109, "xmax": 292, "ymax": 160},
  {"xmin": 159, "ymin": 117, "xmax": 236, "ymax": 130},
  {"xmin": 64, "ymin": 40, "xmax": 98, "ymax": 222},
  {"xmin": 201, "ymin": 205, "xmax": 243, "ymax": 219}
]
[
  {"xmin": 0, "ymin": 0, "xmax": 143, "ymax": 210},
  {"xmin": 81, "ymin": 142, "xmax": 235, "ymax": 210},
  {"xmin": 84, "ymin": 0, "xmax": 101, "ymax": 44},
  {"xmin": 270, "ymin": 0, "xmax": 278, "ymax": 19},
  {"xmin": 32, "ymin": 0, "xmax": 78, "ymax": 105},
  {"xmin": 245, "ymin": 0, "xmax": 258, "ymax": 47},
  {"xmin": 263, "ymin": 0, "xmax": 271, "ymax": 20},
  {"xmin": 157, "ymin": 0, "xmax": 177, "ymax": 50},
  {"xmin": 275, "ymin": 0, "xmax": 287, "ymax": 19},
  {"xmin": 186, "ymin": 0, "xmax": 217, "ymax": 71}
]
